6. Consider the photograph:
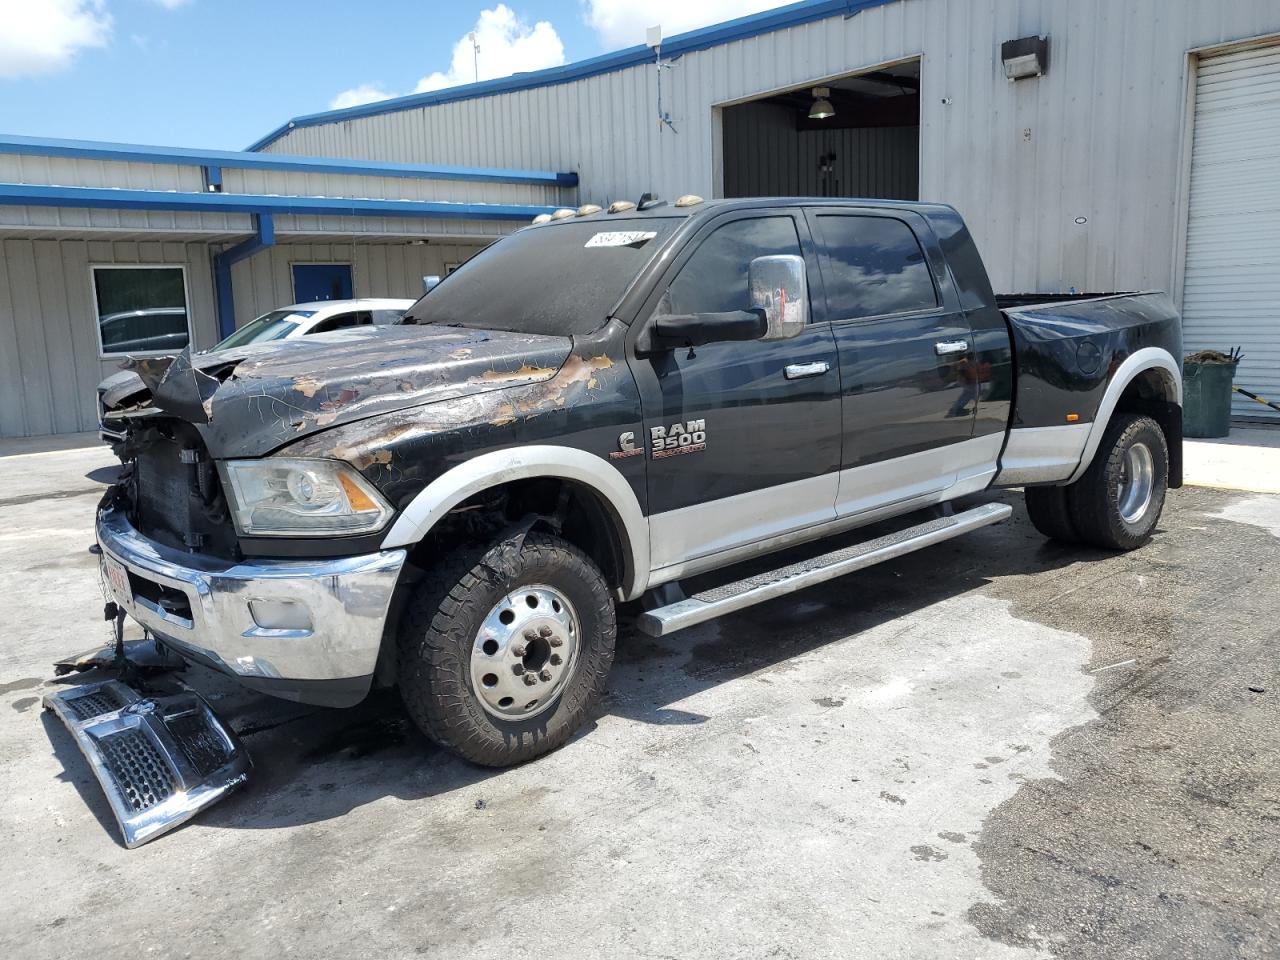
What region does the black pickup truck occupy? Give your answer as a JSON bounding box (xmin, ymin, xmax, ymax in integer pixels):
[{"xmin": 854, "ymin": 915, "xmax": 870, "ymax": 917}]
[{"xmin": 90, "ymin": 197, "xmax": 1183, "ymax": 775}]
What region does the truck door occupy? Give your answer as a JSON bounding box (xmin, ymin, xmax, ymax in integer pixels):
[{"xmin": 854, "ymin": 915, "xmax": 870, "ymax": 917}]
[
  {"xmin": 806, "ymin": 210, "xmax": 983, "ymax": 518},
  {"xmin": 630, "ymin": 210, "xmax": 842, "ymax": 573}
]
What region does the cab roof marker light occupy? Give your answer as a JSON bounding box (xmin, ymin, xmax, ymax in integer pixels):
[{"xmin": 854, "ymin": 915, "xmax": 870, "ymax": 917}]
[
  {"xmin": 531, "ymin": 213, "xmax": 552, "ymax": 224},
  {"xmin": 550, "ymin": 208, "xmax": 576, "ymax": 220},
  {"xmin": 608, "ymin": 200, "xmax": 637, "ymax": 213},
  {"xmin": 575, "ymin": 204, "xmax": 603, "ymax": 216},
  {"xmin": 674, "ymin": 194, "xmax": 704, "ymax": 207}
]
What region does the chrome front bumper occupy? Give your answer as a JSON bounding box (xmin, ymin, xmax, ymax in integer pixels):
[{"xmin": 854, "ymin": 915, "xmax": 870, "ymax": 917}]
[{"xmin": 96, "ymin": 508, "xmax": 406, "ymax": 706}]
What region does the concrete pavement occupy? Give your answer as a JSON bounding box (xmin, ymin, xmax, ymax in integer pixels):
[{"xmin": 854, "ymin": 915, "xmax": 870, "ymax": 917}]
[{"xmin": 0, "ymin": 437, "xmax": 1276, "ymax": 959}]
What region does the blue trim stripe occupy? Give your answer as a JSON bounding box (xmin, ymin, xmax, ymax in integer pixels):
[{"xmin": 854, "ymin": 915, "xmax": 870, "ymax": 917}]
[
  {"xmin": 246, "ymin": 0, "xmax": 895, "ymax": 151},
  {"xmin": 0, "ymin": 182, "xmax": 556, "ymax": 220},
  {"xmin": 0, "ymin": 133, "xmax": 577, "ymax": 188}
]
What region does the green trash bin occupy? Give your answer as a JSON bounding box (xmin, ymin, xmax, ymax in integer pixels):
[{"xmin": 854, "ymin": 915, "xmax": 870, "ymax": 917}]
[{"xmin": 1183, "ymin": 359, "xmax": 1238, "ymax": 438}]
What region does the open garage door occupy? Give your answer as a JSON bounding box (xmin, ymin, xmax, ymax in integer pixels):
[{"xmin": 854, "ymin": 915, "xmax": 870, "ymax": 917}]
[
  {"xmin": 721, "ymin": 60, "xmax": 919, "ymax": 201},
  {"xmin": 1183, "ymin": 40, "xmax": 1280, "ymax": 420}
]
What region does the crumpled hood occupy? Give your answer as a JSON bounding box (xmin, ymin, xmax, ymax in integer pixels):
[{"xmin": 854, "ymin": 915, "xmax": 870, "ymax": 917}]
[
  {"xmin": 99, "ymin": 368, "xmax": 150, "ymax": 408},
  {"xmin": 145, "ymin": 324, "xmax": 574, "ymax": 458}
]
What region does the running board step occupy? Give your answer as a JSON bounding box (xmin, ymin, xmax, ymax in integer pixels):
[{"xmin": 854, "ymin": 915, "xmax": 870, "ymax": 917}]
[
  {"xmin": 44, "ymin": 679, "xmax": 251, "ymax": 848},
  {"xmin": 637, "ymin": 502, "xmax": 1013, "ymax": 637}
]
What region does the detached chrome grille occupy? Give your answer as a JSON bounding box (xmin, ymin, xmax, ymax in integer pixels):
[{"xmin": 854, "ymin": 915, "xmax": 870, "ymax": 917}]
[
  {"xmin": 43, "ymin": 680, "xmax": 251, "ymax": 848},
  {"xmin": 98, "ymin": 729, "xmax": 175, "ymax": 813},
  {"xmin": 65, "ymin": 684, "xmax": 130, "ymax": 721}
]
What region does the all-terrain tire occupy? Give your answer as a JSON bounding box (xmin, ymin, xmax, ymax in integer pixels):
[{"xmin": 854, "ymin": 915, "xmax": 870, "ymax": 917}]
[
  {"xmin": 397, "ymin": 530, "xmax": 615, "ymax": 767},
  {"xmin": 1065, "ymin": 413, "xmax": 1168, "ymax": 550},
  {"xmin": 1024, "ymin": 485, "xmax": 1080, "ymax": 543}
]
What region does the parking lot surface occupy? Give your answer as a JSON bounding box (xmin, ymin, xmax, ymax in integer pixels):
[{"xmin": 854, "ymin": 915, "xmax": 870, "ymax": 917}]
[{"xmin": 1, "ymin": 441, "xmax": 1277, "ymax": 960}]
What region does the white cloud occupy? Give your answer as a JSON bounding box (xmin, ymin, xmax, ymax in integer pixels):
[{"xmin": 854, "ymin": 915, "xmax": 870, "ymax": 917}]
[
  {"xmin": 0, "ymin": 0, "xmax": 112, "ymax": 78},
  {"xmin": 329, "ymin": 83, "xmax": 395, "ymax": 110},
  {"xmin": 326, "ymin": 5, "xmax": 566, "ymax": 112},
  {"xmin": 583, "ymin": 0, "xmax": 788, "ymax": 49},
  {"xmin": 151, "ymin": 0, "xmax": 190, "ymax": 8},
  {"xmin": 414, "ymin": 4, "xmax": 564, "ymax": 92}
]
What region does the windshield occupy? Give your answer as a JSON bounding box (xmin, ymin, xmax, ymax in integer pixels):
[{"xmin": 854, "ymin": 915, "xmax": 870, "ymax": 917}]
[
  {"xmin": 210, "ymin": 309, "xmax": 318, "ymax": 351},
  {"xmin": 404, "ymin": 220, "xmax": 676, "ymax": 336}
]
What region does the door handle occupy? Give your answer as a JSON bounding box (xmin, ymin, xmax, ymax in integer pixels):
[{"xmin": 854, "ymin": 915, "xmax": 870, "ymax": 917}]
[
  {"xmin": 784, "ymin": 361, "xmax": 830, "ymax": 380},
  {"xmin": 934, "ymin": 340, "xmax": 970, "ymax": 357}
]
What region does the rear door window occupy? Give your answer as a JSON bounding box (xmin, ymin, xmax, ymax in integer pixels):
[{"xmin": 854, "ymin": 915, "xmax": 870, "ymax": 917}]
[{"xmin": 816, "ymin": 215, "xmax": 938, "ymax": 321}]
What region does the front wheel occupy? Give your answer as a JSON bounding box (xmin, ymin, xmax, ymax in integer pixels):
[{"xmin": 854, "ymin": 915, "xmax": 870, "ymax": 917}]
[
  {"xmin": 1065, "ymin": 413, "xmax": 1169, "ymax": 550},
  {"xmin": 398, "ymin": 530, "xmax": 615, "ymax": 767}
]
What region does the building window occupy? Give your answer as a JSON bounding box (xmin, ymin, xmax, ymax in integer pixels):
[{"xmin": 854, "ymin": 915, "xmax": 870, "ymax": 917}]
[{"xmin": 93, "ymin": 265, "xmax": 192, "ymax": 357}]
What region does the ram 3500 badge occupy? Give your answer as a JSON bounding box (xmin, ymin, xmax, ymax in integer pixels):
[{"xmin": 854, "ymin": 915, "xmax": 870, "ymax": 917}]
[
  {"xmin": 85, "ymin": 197, "xmax": 1182, "ymax": 788},
  {"xmin": 650, "ymin": 419, "xmax": 707, "ymax": 458}
]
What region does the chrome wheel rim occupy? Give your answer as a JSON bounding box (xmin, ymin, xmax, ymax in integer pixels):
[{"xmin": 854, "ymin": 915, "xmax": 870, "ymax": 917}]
[
  {"xmin": 470, "ymin": 584, "xmax": 579, "ymax": 721},
  {"xmin": 1117, "ymin": 441, "xmax": 1155, "ymax": 524}
]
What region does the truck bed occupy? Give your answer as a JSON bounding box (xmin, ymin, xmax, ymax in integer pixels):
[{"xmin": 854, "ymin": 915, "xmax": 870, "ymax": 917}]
[
  {"xmin": 995, "ymin": 291, "xmax": 1137, "ymax": 310},
  {"xmin": 997, "ymin": 290, "xmax": 1182, "ymax": 432}
]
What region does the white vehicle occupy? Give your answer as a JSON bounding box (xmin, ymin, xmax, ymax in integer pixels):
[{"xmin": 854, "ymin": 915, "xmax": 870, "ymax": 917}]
[{"xmin": 97, "ymin": 299, "xmax": 414, "ymax": 443}]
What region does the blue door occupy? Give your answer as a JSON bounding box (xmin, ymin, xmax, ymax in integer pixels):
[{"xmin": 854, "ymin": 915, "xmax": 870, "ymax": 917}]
[{"xmin": 292, "ymin": 263, "xmax": 353, "ymax": 303}]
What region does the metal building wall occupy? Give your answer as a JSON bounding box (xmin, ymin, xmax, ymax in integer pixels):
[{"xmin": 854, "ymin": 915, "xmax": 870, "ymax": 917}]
[
  {"xmin": 228, "ymin": 240, "xmax": 488, "ymax": 321},
  {"xmin": 263, "ymin": 0, "xmax": 1280, "ymax": 297},
  {"xmin": 0, "ymin": 151, "xmax": 567, "ymax": 239},
  {"xmin": 0, "ymin": 236, "xmax": 490, "ymax": 438},
  {"xmin": 0, "ymin": 239, "xmax": 218, "ymax": 437}
]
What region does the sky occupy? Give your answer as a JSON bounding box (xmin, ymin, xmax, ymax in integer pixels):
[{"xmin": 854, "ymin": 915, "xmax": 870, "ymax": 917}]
[{"xmin": 0, "ymin": 0, "xmax": 788, "ymax": 150}]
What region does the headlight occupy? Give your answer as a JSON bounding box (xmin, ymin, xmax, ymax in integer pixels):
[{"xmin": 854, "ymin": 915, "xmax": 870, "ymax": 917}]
[{"xmin": 221, "ymin": 458, "xmax": 394, "ymax": 537}]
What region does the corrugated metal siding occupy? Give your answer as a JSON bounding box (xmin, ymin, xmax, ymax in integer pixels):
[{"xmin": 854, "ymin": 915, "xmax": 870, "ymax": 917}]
[
  {"xmin": 269, "ymin": 212, "xmax": 511, "ymax": 240},
  {"xmin": 229, "ymin": 241, "xmax": 488, "ymax": 320},
  {"xmin": 0, "ymin": 238, "xmax": 488, "ymax": 438},
  {"xmin": 264, "ymin": 0, "xmax": 1280, "ymax": 298},
  {"xmin": 1182, "ymin": 40, "xmax": 1280, "ymax": 419},
  {"xmin": 0, "ymin": 204, "xmax": 254, "ymax": 238},
  {"xmin": 0, "ymin": 154, "xmax": 203, "ymax": 191},
  {"xmin": 0, "ymin": 239, "xmax": 218, "ymax": 437},
  {"xmin": 219, "ymin": 168, "xmax": 563, "ymax": 206},
  {"xmin": 722, "ymin": 100, "xmax": 918, "ymax": 199}
]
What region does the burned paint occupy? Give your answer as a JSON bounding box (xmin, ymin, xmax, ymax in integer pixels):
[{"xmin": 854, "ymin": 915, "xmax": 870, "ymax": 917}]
[
  {"xmin": 278, "ymin": 319, "xmax": 649, "ymax": 525},
  {"xmin": 471, "ymin": 364, "xmax": 558, "ymax": 385},
  {"xmin": 138, "ymin": 324, "xmax": 577, "ymax": 459},
  {"xmin": 293, "ymin": 375, "xmax": 324, "ymax": 398},
  {"xmin": 486, "ymin": 354, "xmax": 612, "ymax": 425}
]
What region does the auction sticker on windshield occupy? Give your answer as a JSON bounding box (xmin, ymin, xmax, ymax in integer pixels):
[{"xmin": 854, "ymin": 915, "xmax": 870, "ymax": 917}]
[{"xmin": 585, "ymin": 231, "xmax": 658, "ymax": 248}]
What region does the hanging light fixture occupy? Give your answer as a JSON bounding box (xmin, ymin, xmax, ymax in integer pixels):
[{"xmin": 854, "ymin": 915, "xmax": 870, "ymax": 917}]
[{"xmin": 808, "ymin": 86, "xmax": 835, "ymax": 120}]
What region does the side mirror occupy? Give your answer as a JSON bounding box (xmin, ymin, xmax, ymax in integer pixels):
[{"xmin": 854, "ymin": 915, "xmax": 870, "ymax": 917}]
[
  {"xmin": 749, "ymin": 254, "xmax": 808, "ymax": 340},
  {"xmin": 423, "ymin": 274, "xmax": 441, "ymax": 293}
]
